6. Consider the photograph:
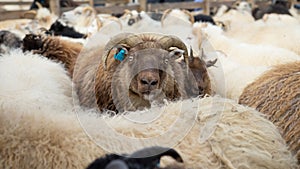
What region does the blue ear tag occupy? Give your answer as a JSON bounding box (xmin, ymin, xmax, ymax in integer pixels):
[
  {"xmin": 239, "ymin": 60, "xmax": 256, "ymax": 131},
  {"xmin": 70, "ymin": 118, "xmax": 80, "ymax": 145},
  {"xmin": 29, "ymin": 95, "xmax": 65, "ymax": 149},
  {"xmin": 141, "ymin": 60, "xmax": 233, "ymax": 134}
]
[{"xmin": 114, "ymin": 49, "xmax": 126, "ymax": 61}]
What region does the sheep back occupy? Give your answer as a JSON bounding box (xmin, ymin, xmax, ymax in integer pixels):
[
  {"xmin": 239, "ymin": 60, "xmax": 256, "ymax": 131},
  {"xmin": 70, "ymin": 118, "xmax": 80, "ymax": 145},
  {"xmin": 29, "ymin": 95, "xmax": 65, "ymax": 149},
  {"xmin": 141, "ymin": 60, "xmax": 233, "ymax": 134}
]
[
  {"xmin": 102, "ymin": 96, "xmax": 298, "ymax": 168},
  {"xmin": 239, "ymin": 61, "xmax": 300, "ymax": 163}
]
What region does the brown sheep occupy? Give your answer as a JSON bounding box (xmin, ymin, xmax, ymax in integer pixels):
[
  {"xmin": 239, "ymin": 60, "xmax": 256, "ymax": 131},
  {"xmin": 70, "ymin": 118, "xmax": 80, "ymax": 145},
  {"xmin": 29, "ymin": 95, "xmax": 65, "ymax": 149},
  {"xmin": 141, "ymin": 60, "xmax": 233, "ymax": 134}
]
[
  {"xmin": 239, "ymin": 61, "xmax": 300, "ymax": 164},
  {"xmin": 22, "ymin": 34, "xmax": 83, "ymax": 77},
  {"xmin": 22, "ymin": 32, "xmax": 211, "ymax": 112},
  {"xmin": 73, "ymin": 33, "xmax": 212, "ymax": 112}
]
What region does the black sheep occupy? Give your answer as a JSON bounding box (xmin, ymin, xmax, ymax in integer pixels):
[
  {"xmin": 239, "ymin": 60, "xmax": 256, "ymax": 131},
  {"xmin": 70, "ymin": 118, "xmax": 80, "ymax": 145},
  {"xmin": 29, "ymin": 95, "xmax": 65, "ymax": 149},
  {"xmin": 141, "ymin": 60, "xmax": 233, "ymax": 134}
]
[
  {"xmin": 86, "ymin": 146, "xmax": 183, "ymax": 169},
  {"xmin": 252, "ymin": 3, "xmax": 292, "ymax": 20},
  {"xmin": 48, "ymin": 20, "xmax": 87, "ymax": 39},
  {"xmin": 193, "ymin": 14, "xmax": 216, "ymax": 25}
]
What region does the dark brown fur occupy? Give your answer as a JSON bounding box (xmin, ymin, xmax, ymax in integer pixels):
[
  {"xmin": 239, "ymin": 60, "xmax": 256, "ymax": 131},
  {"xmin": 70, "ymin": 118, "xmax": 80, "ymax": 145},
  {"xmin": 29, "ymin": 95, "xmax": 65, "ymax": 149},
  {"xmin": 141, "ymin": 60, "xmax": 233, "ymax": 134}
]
[
  {"xmin": 22, "ymin": 34, "xmax": 83, "ymax": 77},
  {"xmin": 239, "ymin": 61, "xmax": 300, "ymax": 164}
]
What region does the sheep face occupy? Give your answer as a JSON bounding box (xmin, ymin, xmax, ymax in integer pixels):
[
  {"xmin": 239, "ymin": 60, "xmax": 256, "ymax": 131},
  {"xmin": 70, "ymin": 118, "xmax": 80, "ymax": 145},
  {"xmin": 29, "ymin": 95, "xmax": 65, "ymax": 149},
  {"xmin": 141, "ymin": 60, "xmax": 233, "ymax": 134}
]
[
  {"xmin": 22, "ymin": 34, "xmax": 44, "ymax": 51},
  {"xmin": 61, "ymin": 5, "xmax": 96, "ymax": 27},
  {"xmin": 109, "ymin": 47, "xmax": 187, "ymax": 111}
]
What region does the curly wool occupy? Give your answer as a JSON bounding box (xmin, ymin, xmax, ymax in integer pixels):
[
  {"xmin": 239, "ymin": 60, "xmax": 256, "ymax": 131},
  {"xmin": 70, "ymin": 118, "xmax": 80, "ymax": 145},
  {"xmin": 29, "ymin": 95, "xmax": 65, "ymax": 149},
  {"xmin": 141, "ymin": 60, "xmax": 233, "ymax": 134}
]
[
  {"xmin": 0, "ymin": 49, "xmax": 74, "ymax": 113},
  {"xmin": 87, "ymin": 96, "xmax": 298, "ymax": 169},
  {"xmin": 239, "ymin": 61, "xmax": 300, "ymax": 164},
  {"xmin": 0, "ymin": 96, "xmax": 298, "ymax": 168}
]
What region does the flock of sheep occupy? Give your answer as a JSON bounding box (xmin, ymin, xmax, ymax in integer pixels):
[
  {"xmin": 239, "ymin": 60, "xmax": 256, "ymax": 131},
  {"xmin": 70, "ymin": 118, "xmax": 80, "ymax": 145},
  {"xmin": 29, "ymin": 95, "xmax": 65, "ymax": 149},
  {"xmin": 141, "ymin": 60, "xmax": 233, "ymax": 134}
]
[{"xmin": 0, "ymin": 0, "xmax": 299, "ymax": 168}]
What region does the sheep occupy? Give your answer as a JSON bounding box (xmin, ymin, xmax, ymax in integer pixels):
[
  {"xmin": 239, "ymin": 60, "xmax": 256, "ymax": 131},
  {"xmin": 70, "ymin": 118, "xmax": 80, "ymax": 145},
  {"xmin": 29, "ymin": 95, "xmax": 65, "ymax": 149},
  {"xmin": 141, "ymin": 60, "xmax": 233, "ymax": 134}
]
[
  {"xmin": 24, "ymin": 2, "xmax": 58, "ymax": 29},
  {"xmin": 118, "ymin": 10, "xmax": 161, "ymax": 32},
  {"xmin": 232, "ymin": 0, "xmax": 253, "ymax": 14},
  {"xmin": 60, "ymin": 5, "xmax": 122, "ymax": 36},
  {"xmin": 160, "ymin": 8, "xmax": 194, "ymax": 27},
  {"xmin": 213, "ymin": 8, "xmax": 255, "ymax": 32},
  {"xmin": 1, "ymin": 96, "xmax": 298, "ymax": 168},
  {"xmin": 0, "ymin": 49, "xmax": 74, "ymax": 114},
  {"xmin": 224, "ymin": 16, "xmax": 300, "ymax": 55},
  {"xmin": 193, "ymin": 22, "xmax": 300, "ymax": 67},
  {"xmin": 48, "ymin": 19, "xmax": 87, "ymax": 39},
  {"xmin": 60, "ymin": 5, "xmax": 97, "ymax": 34},
  {"xmin": 0, "ymin": 30, "xmax": 22, "ymax": 54},
  {"xmin": 192, "ymin": 13, "xmax": 216, "ymax": 25},
  {"xmin": 86, "ymin": 146, "xmax": 183, "ymax": 169},
  {"xmin": 252, "ymin": 1, "xmax": 292, "ymax": 20},
  {"xmin": 239, "ymin": 61, "xmax": 300, "ymax": 164},
  {"xmin": 75, "ymin": 32, "xmax": 213, "ymax": 112},
  {"xmin": 22, "ymin": 33, "xmax": 83, "ymax": 77},
  {"xmin": 203, "ymin": 50, "xmax": 269, "ymax": 101},
  {"xmin": 22, "ymin": 32, "xmax": 211, "ymax": 112}
]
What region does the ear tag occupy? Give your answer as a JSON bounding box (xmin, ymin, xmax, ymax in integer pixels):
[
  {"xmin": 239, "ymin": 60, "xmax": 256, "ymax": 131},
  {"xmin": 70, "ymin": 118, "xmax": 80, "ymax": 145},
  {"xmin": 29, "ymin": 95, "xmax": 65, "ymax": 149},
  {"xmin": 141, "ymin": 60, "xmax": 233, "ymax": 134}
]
[{"xmin": 114, "ymin": 49, "xmax": 126, "ymax": 61}]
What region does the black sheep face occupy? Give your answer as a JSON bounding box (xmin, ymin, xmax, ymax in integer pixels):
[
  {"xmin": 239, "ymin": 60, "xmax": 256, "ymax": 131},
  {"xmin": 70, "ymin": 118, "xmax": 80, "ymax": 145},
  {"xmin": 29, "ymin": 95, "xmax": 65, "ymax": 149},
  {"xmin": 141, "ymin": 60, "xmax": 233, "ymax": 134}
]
[
  {"xmin": 22, "ymin": 34, "xmax": 44, "ymax": 51},
  {"xmin": 86, "ymin": 146, "xmax": 183, "ymax": 169}
]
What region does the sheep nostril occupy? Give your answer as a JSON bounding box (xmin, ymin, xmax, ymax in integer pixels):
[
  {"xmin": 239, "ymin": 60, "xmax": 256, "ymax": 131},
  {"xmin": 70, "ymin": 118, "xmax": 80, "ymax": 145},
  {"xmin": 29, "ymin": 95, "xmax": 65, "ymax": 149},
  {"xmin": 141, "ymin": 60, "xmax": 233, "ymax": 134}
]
[
  {"xmin": 150, "ymin": 80, "xmax": 158, "ymax": 86},
  {"xmin": 141, "ymin": 79, "xmax": 149, "ymax": 85}
]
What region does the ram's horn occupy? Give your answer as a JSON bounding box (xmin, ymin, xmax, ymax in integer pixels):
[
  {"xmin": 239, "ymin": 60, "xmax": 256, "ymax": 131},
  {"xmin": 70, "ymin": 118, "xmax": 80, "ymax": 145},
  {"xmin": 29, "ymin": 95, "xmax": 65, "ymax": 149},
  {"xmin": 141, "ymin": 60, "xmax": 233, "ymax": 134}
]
[
  {"xmin": 35, "ymin": 1, "xmax": 43, "ymax": 9},
  {"xmin": 23, "ymin": 10, "xmax": 37, "ymax": 18},
  {"xmin": 189, "ymin": 46, "xmax": 195, "ymax": 62},
  {"xmin": 160, "ymin": 8, "xmax": 172, "ymax": 27},
  {"xmin": 102, "ymin": 33, "xmax": 143, "ymax": 70},
  {"xmin": 182, "ymin": 9, "xmax": 195, "ymax": 25},
  {"xmin": 158, "ymin": 35, "xmax": 189, "ymax": 66}
]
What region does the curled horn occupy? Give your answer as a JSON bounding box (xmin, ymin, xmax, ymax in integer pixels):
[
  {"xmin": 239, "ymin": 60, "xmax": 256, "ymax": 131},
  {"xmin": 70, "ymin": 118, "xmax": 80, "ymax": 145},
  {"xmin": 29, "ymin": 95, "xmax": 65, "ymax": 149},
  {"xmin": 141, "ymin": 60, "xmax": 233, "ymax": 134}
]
[
  {"xmin": 102, "ymin": 33, "xmax": 143, "ymax": 70},
  {"xmin": 160, "ymin": 8, "xmax": 172, "ymax": 27},
  {"xmin": 181, "ymin": 9, "xmax": 195, "ymax": 25},
  {"xmin": 107, "ymin": 16, "xmax": 123, "ymax": 30},
  {"xmin": 23, "ymin": 10, "xmax": 37, "ymax": 18},
  {"xmin": 157, "ymin": 35, "xmax": 189, "ymax": 66},
  {"xmin": 35, "ymin": 1, "xmax": 43, "ymax": 9}
]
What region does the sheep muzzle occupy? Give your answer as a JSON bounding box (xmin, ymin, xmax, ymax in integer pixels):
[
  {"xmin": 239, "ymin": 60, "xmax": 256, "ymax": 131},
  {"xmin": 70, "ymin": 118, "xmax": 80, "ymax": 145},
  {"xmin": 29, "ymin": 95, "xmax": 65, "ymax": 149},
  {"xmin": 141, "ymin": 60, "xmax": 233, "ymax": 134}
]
[{"xmin": 135, "ymin": 69, "xmax": 161, "ymax": 100}]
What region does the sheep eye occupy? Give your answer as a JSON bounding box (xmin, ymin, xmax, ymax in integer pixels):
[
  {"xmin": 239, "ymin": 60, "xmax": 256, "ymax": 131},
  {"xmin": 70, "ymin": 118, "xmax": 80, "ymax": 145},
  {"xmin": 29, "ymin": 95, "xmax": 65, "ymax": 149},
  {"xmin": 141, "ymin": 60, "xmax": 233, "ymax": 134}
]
[
  {"xmin": 128, "ymin": 56, "xmax": 134, "ymax": 61},
  {"xmin": 75, "ymin": 11, "xmax": 82, "ymax": 15},
  {"xmin": 164, "ymin": 58, "xmax": 168, "ymax": 64}
]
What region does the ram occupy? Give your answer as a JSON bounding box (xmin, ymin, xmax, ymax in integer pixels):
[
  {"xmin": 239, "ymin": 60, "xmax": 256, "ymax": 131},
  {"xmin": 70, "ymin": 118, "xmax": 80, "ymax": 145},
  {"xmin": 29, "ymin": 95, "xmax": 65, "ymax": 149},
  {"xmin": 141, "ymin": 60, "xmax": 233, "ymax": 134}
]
[
  {"xmin": 23, "ymin": 32, "xmax": 211, "ymax": 112},
  {"xmin": 239, "ymin": 61, "xmax": 300, "ymax": 164}
]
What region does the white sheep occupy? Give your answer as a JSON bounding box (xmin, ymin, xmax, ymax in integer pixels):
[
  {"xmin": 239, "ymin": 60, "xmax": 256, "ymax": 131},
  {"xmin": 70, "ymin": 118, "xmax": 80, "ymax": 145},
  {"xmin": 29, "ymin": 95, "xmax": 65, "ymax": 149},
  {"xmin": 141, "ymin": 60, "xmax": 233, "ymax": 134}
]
[
  {"xmin": 61, "ymin": 5, "xmax": 98, "ymax": 34},
  {"xmin": 205, "ymin": 50, "xmax": 270, "ymax": 101},
  {"xmin": 224, "ymin": 14, "xmax": 300, "ymax": 55},
  {"xmin": 213, "ymin": 9, "xmax": 255, "ymax": 32},
  {"xmin": 118, "ymin": 10, "xmax": 161, "ymax": 32},
  {"xmin": 194, "ymin": 22, "xmax": 300, "ymax": 66},
  {"xmin": 1, "ymin": 96, "xmax": 298, "ymax": 168},
  {"xmin": 0, "ymin": 49, "xmax": 74, "ymax": 113},
  {"xmin": 161, "ymin": 8, "xmax": 194, "ymax": 27}
]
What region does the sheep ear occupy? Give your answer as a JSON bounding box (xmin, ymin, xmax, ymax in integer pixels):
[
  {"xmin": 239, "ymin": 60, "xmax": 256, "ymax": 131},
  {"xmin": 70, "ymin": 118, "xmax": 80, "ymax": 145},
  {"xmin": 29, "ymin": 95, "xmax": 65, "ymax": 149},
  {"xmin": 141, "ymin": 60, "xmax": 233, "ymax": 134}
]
[
  {"xmin": 168, "ymin": 48, "xmax": 184, "ymax": 60},
  {"xmin": 105, "ymin": 160, "xmax": 128, "ymax": 169}
]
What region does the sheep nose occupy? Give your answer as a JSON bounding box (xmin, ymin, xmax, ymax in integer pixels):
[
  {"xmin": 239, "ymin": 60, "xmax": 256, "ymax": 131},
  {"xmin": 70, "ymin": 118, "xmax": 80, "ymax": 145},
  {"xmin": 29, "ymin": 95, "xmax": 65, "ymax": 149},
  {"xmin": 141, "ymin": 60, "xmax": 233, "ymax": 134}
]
[
  {"xmin": 140, "ymin": 78, "xmax": 158, "ymax": 87},
  {"xmin": 61, "ymin": 13, "xmax": 66, "ymax": 18}
]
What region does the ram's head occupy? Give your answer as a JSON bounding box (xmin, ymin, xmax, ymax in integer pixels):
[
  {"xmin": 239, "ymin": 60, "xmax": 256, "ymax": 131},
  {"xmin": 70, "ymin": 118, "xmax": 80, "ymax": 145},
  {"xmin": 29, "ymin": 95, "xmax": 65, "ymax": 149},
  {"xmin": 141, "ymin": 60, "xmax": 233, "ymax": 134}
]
[{"xmin": 97, "ymin": 33, "xmax": 204, "ymax": 111}]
